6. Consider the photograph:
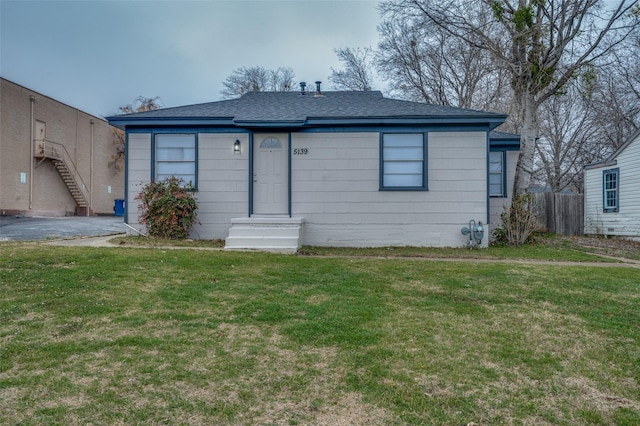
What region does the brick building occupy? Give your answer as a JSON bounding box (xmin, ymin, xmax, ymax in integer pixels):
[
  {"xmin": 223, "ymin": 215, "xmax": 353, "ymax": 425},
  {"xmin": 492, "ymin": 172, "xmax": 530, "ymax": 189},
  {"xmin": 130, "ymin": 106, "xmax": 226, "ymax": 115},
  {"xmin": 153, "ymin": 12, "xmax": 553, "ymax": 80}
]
[{"xmin": 1, "ymin": 78, "xmax": 124, "ymax": 216}]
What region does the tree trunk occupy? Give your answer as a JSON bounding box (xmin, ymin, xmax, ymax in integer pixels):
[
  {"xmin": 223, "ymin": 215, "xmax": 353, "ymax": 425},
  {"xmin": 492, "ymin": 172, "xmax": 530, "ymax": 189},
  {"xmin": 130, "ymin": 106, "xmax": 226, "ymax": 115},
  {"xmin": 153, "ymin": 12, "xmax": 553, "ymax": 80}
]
[{"xmin": 513, "ymin": 92, "xmax": 538, "ymax": 195}]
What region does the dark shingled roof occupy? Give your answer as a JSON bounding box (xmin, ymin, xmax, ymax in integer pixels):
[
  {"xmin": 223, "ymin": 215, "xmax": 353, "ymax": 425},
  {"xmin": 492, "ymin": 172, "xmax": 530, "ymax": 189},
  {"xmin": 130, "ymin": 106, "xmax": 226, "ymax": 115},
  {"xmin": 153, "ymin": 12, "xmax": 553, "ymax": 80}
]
[
  {"xmin": 107, "ymin": 90, "xmax": 507, "ymax": 129},
  {"xmin": 489, "ymin": 130, "xmax": 520, "ymax": 140}
]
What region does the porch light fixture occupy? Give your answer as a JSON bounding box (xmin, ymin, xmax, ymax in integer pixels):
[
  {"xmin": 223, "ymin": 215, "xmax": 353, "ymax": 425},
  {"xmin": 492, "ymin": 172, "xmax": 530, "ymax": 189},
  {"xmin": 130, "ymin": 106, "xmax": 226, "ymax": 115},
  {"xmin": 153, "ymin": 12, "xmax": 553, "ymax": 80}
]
[{"xmin": 234, "ymin": 139, "xmax": 241, "ymax": 154}]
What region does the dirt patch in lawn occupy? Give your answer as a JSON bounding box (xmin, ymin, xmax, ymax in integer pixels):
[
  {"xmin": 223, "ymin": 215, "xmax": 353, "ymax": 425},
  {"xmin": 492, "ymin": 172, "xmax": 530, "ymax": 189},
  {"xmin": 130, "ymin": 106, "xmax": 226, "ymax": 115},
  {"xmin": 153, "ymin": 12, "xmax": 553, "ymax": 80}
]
[{"xmin": 569, "ymin": 236, "xmax": 640, "ymax": 262}]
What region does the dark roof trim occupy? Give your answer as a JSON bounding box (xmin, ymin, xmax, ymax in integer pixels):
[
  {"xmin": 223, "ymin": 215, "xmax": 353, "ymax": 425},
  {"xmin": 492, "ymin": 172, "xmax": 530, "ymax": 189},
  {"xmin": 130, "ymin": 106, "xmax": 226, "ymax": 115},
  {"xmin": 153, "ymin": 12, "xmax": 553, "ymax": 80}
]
[
  {"xmin": 489, "ymin": 130, "xmax": 521, "ymax": 149},
  {"xmin": 232, "ymin": 119, "xmax": 307, "ymax": 127},
  {"xmin": 110, "ymin": 116, "xmax": 507, "ymax": 131},
  {"xmin": 305, "ymin": 116, "xmax": 506, "ymax": 127},
  {"xmin": 109, "ymin": 117, "xmax": 236, "ymax": 129}
]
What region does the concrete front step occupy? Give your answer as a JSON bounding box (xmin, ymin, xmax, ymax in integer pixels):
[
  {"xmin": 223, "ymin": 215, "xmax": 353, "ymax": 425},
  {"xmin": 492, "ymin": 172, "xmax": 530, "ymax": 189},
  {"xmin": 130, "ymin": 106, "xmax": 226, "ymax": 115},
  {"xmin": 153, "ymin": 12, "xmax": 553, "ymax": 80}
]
[
  {"xmin": 228, "ymin": 227, "xmax": 301, "ymax": 238},
  {"xmin": 225, "ymin": 236, "xmax": 301, "ymax": 249},
  {"xmin": 225, "ymin": 217, "xmax": 304, "ymax": 253}
]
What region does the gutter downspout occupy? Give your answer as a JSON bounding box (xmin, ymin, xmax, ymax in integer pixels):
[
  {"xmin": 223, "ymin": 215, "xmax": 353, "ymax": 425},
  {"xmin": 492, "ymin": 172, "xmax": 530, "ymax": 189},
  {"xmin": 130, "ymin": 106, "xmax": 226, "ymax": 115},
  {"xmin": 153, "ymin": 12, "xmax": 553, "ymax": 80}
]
[
  {"xmin": 486, "ymin": 131, "xmax": 490, "ymax": 227},
  {"xmin": 29, "ymin": 95, "xmax": 35, "ymax": 210},
  {"xmin": 90, "ymin": 119, "xmax": 94, "ymax": 216}
]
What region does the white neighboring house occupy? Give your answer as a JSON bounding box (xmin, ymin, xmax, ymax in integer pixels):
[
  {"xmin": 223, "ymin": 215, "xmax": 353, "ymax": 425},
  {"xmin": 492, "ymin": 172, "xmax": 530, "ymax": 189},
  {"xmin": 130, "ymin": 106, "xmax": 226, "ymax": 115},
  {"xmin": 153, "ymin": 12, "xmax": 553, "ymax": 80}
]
[
  {"xmin": 107, "ymin": 87, "xmax": 520, "ymax": 251},
  {"xmin": 584, "ymin": 128, "xmax": 640, "ymax": 240}
]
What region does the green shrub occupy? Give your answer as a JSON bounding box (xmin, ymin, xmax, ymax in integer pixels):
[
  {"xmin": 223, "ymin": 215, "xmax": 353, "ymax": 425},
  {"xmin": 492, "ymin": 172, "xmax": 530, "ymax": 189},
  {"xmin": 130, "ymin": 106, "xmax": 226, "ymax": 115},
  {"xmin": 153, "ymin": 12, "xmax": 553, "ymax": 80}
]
[{"xmin": 135, "ymin": 176, "xmax": 199, "ymax": 239}]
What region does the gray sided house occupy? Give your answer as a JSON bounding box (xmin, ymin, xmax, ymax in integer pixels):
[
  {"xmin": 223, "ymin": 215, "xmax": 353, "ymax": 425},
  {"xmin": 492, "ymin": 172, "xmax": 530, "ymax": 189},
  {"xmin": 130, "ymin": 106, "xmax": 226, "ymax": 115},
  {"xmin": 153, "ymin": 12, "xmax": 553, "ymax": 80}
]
[
  {"xmin": 584, "ymin": 128, "xmax": 640, "ymax": 240},
  {"xmin": 108, "ymin": 89, "xmax": 520, "ymax": 251}
]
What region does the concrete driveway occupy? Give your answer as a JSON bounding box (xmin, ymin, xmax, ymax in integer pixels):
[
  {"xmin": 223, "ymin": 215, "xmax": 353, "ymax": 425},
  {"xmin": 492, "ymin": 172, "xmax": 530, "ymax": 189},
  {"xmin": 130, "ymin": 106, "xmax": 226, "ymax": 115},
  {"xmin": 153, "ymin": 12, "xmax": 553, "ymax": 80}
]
[{"xmin": 0, "ymin": 216, "xmax": 126, "ymax": 241}]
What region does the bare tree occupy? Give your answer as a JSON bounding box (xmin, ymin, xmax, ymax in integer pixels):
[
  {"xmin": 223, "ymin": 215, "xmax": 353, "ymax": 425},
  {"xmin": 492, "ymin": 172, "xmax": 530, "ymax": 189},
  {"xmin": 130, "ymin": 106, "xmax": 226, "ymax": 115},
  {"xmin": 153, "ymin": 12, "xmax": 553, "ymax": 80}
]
[
  {"xmin": 110, "ymin": 96, "xmax": 162, "ymax": 173},
  {"xmin": 268, "ymin": 67, "xmax": 296, "ymax": 92},
  {"xmin": 117, "ymin": 96, "xmax": 162, "ymax": 115},
  {"xmin": 220, "ymin": 66, "xmax": 296, "ymax": 99},
  {"xmin": 533, "ymin": 80, "xmax": 599, "ymax": 193},
  {"xmin": 377, "ymin": 18, "xmax": 511, "ymax": 112},
  {"xmin": 533, "ymin": 53, "xmax": 640, "ymax": 194},
  {"xmin": 380, "ymin": 0, "xmax": 640, "ymax": 196},
  {"xmin": 329, "ymin": 47, "xmax": 375, "ymax": 91},
  {"xmin": 590, "ymin": 44, "xmax": 640, "ymax": 151}
]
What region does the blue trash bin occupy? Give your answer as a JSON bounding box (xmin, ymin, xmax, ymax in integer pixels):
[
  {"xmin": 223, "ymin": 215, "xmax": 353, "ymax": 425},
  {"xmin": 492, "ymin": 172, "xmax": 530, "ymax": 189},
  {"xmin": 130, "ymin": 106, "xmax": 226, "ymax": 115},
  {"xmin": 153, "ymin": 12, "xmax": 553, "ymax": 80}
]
[{"xmin": 114, "ymin": 199, "xmax": 125, "ymax": 216}]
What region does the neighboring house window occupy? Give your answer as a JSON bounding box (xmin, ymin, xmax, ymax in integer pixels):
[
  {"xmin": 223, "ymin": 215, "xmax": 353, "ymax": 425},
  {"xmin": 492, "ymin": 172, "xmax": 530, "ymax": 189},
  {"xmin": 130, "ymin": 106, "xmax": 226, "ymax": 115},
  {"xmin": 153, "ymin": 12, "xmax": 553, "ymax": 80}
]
[
  {"xmin": 489, "ymin": 151, "xmax": 506, "ymax": 197},
  {"xmin": 603, "ymin": 168, "xmax": 619, "ymax": 213},
  {"xmin": 155, "ymin": 134, "xmax": 197, "ymax": 187},
  {"xmin": 380, "ymin": 133, "xmax": 426, "ymax": 190}
]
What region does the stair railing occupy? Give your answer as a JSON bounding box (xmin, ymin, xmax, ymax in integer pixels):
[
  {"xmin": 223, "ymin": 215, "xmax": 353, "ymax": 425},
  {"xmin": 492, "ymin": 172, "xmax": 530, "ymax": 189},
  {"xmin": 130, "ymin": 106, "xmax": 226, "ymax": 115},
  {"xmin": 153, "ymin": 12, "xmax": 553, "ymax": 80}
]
[{"xmin": 35, "ymin": 139, "xmax": 90, "ymax": 205}]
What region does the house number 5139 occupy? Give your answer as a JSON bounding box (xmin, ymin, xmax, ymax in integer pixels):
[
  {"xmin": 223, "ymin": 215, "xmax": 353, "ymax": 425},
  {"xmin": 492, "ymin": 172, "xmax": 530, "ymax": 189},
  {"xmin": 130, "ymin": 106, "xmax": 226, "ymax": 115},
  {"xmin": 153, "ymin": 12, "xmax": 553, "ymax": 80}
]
[{"xmin": 293, "ymin": 148, "xmax": 308, "ymax": 155}]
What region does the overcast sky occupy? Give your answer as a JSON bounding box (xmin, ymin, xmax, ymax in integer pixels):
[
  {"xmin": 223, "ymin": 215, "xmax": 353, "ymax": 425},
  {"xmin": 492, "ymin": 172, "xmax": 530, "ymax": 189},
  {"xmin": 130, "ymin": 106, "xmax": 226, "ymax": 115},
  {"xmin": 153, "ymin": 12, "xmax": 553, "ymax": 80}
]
[{"xmin": 1, "ymin": 0, "xmax": 382, "ymax": 118}]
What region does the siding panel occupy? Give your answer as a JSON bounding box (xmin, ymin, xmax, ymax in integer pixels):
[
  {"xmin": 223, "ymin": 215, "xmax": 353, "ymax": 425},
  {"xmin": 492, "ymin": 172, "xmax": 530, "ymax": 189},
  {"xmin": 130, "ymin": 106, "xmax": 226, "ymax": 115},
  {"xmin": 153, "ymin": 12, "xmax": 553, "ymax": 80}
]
[
  {"xmin": 292, "ymin": 131, "xmax": 489, "ymax": 247},
  {"xmin": 126, "ymin": 133, "xmax": 151, "ymax": 230},
  {"xmin": 192, "ymin": 133, "xmax": 249, "ymax": 239},
  {"xmin": 126, "ymin": 129, "xmax": 504, "ymax": 246}
]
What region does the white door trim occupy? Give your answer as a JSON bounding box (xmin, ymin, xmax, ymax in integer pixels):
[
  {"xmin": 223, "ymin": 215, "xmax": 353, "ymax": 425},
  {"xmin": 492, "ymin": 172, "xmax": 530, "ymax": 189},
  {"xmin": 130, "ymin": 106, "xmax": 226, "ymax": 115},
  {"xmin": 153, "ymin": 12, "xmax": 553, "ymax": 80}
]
[{"xmin": 253, "ymin": 134, "xmax": 289, "ymax": 215}]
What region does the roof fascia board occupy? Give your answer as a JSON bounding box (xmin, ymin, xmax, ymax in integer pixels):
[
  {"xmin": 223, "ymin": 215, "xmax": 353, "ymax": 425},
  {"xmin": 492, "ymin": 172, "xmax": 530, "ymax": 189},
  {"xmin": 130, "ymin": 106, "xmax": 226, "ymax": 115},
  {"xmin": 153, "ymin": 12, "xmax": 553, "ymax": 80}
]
[
  {"xmin": 489, "ymin": 138, "xmax": 521, "ymax": 149},
  {"xmin": 232, "ymin": 120, "xmax": 306, "ymax": 127},
  {"xmin": 305, "ymin": 116, "xmax": 506, "ymax": 127},
  {"xmin": 584, "ymin": 159, "xmax": 618, "ymax": 170},
  {"xmin": 110, "ymin": 115, "xmax": 507, "ymax": 132},
  {"xmin": 126, "ymin": 127, "xmax": 251, "ymax": 134},
  {"xmin": 108, "ymin": 118, "xmax": 236, "ymax": 130}
]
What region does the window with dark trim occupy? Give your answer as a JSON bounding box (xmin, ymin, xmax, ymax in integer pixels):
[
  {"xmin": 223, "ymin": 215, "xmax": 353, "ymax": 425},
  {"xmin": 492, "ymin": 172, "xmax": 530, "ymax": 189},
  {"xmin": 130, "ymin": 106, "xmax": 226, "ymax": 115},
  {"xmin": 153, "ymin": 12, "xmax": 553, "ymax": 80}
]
[
  {"xmin": 489, "ymin": 151, "xmax": 506, "ymax": 197},
  {"xmin": 380, "ymin": 133, "xmax": 426, "ymax": 190},
  {"xmin": 155, "ymin": 134, "xmax": 197, "ymax": 187},
  {"xmin": 603, "ymin": 168, "xmax": 619, "ymax": 213}
]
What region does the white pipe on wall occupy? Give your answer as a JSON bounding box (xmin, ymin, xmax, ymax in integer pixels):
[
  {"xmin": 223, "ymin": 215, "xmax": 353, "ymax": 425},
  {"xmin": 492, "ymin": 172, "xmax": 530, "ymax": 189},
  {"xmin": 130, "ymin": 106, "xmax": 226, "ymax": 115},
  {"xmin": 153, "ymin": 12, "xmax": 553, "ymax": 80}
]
[
  {"xmin": 29, "ymin": 95, "xmax": 35, "ymax": 210},
  {"xmin": 90, "ymin": 119, "xmax": 94, "ymax": 215}
]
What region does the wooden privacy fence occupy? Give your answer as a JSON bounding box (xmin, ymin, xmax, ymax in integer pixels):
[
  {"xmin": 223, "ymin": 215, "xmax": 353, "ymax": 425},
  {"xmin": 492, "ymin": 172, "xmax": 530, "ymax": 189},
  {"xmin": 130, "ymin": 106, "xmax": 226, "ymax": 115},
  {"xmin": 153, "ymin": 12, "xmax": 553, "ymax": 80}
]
[{"xmin": 533, "ymin": 193, "xmax": 584, "ymax": 236}]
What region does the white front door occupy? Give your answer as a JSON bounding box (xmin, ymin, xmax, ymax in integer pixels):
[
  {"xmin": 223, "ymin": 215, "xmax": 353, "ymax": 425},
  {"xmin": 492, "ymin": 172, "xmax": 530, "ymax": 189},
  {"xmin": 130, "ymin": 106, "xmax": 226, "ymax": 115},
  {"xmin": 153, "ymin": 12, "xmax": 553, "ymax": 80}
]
[
  {"xmin": 253, "ymin": 134, "xmax": 288, "ymax": 215},
  {"xmin": 35, "ymin": 120, "xmax": 46, "ymax": 155},
  {"xmin": 35, "ymin": 121, "xmax": 46, "ymax": 141}
]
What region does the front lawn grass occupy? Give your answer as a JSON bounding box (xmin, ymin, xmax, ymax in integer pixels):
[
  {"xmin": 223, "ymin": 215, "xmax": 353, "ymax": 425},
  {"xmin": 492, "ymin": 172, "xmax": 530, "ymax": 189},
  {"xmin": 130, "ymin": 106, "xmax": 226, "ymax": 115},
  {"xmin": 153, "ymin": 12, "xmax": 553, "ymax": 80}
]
[
  {"xmin": 1, "ymin": 244, "xmax": 639, "ymax": 425},
  {"xmin": 112, "ymin": 234, "xmax": 619, "ymax": 263}
]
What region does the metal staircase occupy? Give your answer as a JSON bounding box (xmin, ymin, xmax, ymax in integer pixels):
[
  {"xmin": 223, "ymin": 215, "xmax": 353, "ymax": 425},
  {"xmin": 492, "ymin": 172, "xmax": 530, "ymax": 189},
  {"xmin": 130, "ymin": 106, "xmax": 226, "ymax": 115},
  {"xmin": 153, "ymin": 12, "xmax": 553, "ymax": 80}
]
[{"xmin": 34, "ymin": 140, "xmax": 92, "ymax": 216}]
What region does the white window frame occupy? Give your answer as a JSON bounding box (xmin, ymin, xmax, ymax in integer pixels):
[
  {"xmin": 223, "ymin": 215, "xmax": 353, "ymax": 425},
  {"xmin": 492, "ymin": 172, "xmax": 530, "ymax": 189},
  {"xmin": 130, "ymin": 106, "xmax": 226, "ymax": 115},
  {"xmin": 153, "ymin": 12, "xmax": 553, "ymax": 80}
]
[{"xmin": 603, "ymin": 168, "xmax": 619, "ymax": 213}]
